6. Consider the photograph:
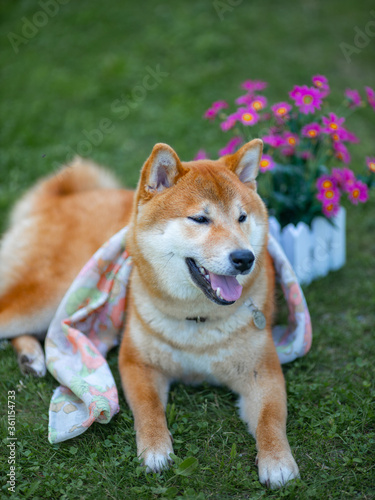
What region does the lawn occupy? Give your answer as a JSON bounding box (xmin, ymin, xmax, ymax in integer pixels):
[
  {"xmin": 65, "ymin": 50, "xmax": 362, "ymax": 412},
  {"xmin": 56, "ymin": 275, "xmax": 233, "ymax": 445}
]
[{"xmin": 0, "ymin": 1, "xmax": 374, "ymax": 498}]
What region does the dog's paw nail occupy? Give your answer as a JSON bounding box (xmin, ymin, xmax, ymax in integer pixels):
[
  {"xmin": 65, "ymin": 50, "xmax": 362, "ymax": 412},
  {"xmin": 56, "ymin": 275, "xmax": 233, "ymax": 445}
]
[
  {"xmin": 18, "ymin": 353, "xmax": 46, "ymax": 377},
  {"xmin": 258, "ymin": 451, "xmax": 299, "ymax": 489}
]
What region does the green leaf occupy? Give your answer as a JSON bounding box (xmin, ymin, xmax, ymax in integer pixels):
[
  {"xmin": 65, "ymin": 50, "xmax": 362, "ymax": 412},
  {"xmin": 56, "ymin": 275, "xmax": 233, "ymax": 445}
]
[
  {"xmin": 230, "ymin": 442, "xmax": 237, "ymax": 460},
  {"xmin": 173, "ymin": 456, "xmax": 199, "ymax": 476}
]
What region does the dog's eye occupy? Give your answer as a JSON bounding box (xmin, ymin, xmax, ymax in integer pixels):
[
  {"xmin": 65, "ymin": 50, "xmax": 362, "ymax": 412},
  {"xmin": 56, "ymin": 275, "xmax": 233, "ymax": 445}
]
[
  {"xmin": 238, "ymin": 214, "xmax": 247, "ymax": 223},
  {"xmin": 188, "ymin": 216, "xmax": 210, "ymax": 224}
]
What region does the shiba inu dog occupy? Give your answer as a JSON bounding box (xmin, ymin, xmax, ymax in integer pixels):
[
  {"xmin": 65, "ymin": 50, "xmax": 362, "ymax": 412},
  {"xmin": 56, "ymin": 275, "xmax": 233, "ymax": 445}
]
[{"xmin": 0, "ymin": 139, "xmax": 299, "ymax": 488}]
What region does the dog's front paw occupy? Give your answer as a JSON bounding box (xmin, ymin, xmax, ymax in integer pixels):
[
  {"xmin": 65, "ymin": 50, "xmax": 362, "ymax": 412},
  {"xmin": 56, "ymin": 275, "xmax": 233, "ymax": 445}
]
[
  {"xmin": 257, "ymin": 451, "xmax": 300, "ymax": 489},
  {"xmin": 138, "ymin": 434, "xmax": 174, "ymax": 473}
]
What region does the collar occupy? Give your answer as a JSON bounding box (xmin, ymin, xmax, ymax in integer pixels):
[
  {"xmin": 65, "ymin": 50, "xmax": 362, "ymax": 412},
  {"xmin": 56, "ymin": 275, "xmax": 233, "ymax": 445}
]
[
  {"xmin": 185, "ymin": 297, "xmax": 266, "ymax": 329},
  {"xmin": 186, "ymin": 316, "xmax": 206, "ymax": 323}
]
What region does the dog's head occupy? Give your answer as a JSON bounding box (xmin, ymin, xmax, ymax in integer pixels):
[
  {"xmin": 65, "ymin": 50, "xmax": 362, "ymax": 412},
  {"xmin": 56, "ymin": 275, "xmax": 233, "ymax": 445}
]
[{"xmin": 128, "ymin": 139, "xmax": 268, "ymax": 306}]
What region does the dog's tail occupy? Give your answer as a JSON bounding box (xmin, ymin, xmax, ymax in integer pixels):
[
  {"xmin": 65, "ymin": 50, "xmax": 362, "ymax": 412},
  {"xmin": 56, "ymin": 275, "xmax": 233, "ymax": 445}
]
[
  {"xmin": 38, "ymin": 156, "xmax": 121, "ymax": 197},
  {"xmin": 9, "ymin": 157, "xmax": 121, "ymax": 224}
]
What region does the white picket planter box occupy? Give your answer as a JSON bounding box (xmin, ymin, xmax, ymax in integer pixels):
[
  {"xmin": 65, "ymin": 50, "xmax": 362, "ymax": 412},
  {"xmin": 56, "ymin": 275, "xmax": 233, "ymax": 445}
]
[{"xmin": 269, "ymin": 207, "xmax": 346, "ymax": 286}]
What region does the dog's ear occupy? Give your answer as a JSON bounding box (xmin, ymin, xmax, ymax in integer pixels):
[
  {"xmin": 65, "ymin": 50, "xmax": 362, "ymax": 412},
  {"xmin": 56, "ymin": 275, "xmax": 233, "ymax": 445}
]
[
  {"xmin": 138, "ymin": 143, "xmax": 186, "ymax": 200},
  {"xmin": 226, "ymin": 139, "xmax": 263, "ymax": 188}
]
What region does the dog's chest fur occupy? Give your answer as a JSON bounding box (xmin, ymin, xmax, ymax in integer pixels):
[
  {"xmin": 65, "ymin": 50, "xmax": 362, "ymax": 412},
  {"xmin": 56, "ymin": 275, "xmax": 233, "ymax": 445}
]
[{"xmin": 128, "ymin": 268, "xmax": 268, "ymax": 385}]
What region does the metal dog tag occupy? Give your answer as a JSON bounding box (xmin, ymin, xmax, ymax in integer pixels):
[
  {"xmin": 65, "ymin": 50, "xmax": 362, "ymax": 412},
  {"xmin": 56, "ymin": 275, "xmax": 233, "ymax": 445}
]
[{"xmin": 253, "ymin": 309, "xmax": 266, "ymax": 330}]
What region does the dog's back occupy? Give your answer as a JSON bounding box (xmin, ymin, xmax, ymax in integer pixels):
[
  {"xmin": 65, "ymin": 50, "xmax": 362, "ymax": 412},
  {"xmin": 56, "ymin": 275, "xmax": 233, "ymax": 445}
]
[{"xmin": 0, "ymin": 158, "xmax": 133, "ymax": 373}]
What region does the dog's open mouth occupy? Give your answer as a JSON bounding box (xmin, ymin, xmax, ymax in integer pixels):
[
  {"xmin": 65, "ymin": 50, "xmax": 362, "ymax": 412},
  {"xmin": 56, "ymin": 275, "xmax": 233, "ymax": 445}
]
[{"xmin": 185, "ymin": 258, "xmax": 242, "ymax": 306}]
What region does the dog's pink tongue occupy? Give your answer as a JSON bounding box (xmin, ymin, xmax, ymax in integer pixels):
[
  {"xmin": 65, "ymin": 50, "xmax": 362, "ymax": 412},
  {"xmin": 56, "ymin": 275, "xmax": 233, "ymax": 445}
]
[{"xmin": 208, "ymin": 272, "xmax": 243, "ymax": 302}]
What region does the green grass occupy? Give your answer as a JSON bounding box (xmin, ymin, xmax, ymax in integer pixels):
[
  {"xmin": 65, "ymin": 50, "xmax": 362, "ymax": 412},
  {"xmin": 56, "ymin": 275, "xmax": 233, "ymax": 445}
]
[{"xmin": 1, "ymin": 1, "xmax": 375, "ymax": 498}]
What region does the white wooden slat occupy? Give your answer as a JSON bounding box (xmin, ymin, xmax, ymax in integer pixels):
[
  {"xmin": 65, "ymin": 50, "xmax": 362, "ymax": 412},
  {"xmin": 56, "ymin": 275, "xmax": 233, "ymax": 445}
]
[{"xmin": 311, "ymin": 216, "xmax": 331, "ymax": 278}]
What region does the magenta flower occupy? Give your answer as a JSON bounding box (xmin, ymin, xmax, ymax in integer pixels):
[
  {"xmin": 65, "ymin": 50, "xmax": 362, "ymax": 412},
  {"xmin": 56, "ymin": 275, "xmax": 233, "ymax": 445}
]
[
  {"xmin": 316, "ymin": 175, "xmax": 336, "ymax": 191},
  {"xmin": 322, "ymin": 202, "xmax": 340, "ymax": 218},
  {"xmin": 280, "ymin": 146, "xmax": 295, "ymax": 157},
  {"xmin": 339, "ymin": 128, "xmax": 359, "ymax": 143},
  {"xmin": 299, "ymin": 150, "xmax": 313, "ymax": 160},
  {"xmin": 204, "ymin": 108, "xmax": 217, "ymax": 120},
  {"xmin": 348, "ymin": 180, "xmax": 369, "ymax": 204},
  {"xmin": 241, "ymin": 80, "xmax": 267, "ymax": 92},
  {"xmin": 259, "ymin": 154, "xmax": 275, "ymax": 172},
  {"xmin": 193, "ymin": 149, "xmax": 208, "ymax": 160},
  {"xmin": 283, "ymin": 132, "xmax": 299, "ymax": 148},
  {"xmin": 366, "ymin": 156, "xmax": 375, "ymax": 173},
  {"xmin": 301, "ymin": 122, "xmax": 321, "ymax": 138},
  {"xmin": 312, "ymin": 75, "xmax": 330, "ymax": 98},
  {"xmin": 235, "ymin": 94, "xmax": 253, "ymax": 106},
  {"xmin": 289, "ymin": 85, "xmax": 303, "ymax": 100},
  {"xmin": 365, "ymin": 86, "xmax": 375, "ymax": 111},
  {"xmin": 291, "ymin": 85, "xmax": 323, "ymax": 114},
  {"xmin": 333, "ymin": 142, "xmax": 351, "ymax": 164},
  {"xmin": 204, "ymin": 100, "xmax": 228, "ymax": 119},
  {"xmin": 220, "ymin": 112, "xmax": 239, "ymax": 131},
  {"xmin": 262, "ymin": 134, "xmax": 285, "ymax": 148},
  {"xmin": 322, "ymin": 113, "xmax": 345, "ymax": 134},
  {"xmin": 238, "ymin": 107, "xmax": 260, "ymax": 126},
  {"xmin": 212, "ymin": 100, "xmax": 228, "ymax": 111},
  {"xmin": 316, "ymin": 176, "xmax": 341, "ymax": 211},
  {"xmin": 250, "ymin": 95, "xmax": 268, "ymax": 111},
  {"xmin": 331, "ymin": 167, "xmax": 356, "ymax": 192},
  {"xmin": 345, "ymin": 89, "xmax": 362, "ymax": 108},
  {"xmin": 219, "ymin": 137, "xmax": 242, "ymax": 156},
  {"xmin": 271, "ymin": 102, "xmax": 292, "ymax": 119}
]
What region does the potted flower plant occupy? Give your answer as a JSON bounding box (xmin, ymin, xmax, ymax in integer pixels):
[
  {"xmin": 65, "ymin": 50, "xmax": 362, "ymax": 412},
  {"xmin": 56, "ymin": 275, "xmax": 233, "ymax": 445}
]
[{"xmin": 197, "ymin": 77, "xmax": 375, "ymax": 284}]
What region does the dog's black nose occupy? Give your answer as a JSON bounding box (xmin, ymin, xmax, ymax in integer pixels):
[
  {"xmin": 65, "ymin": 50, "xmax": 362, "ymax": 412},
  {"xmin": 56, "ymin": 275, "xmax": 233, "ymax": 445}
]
[{"xmin": 229, "ymin": 250, "xmax": 255, "ymax": 273}]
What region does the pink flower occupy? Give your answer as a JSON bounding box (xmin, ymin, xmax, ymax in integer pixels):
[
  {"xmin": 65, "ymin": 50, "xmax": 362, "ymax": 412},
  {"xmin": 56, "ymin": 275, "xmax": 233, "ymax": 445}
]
[
  {"xmin": 312, "ymin": 75, "xmax": 330, "ymax": 97},
  {"xmin": 212, "ymin": 100, "xmax": 228, "ymax": 111},
  {"xmin": 348, "ymin": 180, "xmax": 369, "ymax": 204},
  {"xmin": 249, "ymin": 95, "xmax": 268, "ymax": 111},
  {"xmin": 317, "ymin": 187, "xmax": 340, "ymax": 205},
  {"xmin": 301, "ymin": 122, "xmax": 321, "ymax": 138},
  {"xmin": 283, "ymin": 132, "xmax": 299, "ymax": 148},
  {"xmin": 299, "ymin": 150, "xmax": 313, "ymax": 160},
  {"xmin": 316, "ymin": 174, "xmax": 341, "ymax": 216},
  {"xmin": 271, "ymin": 102, "xmax": 292, "ymax": 119},
  {"xmin": 259, "ymin": 154, "xmax": 275, "ymax": 172},
  {"xmin": 204, "ymin": 100, "xmax": 228, "ymax": 119},
  {"xmin": 280, "ymin": 146, "xmax": 295, "ymax": 157},
  {"xmin": 333, "ymin": 142, "xmax": 351, "ymax": 164},
  {"xmin": 366, "ymin": 156, "xmax": 375, "ymax": 173},
  {"xmin": 219, "ymin": 137, "xmax": 242, "ymax": 156},
  {"xmin": 365, "ymin": 86, "xmax": 375, "ymax": 111},
  {"xmin": 289, "ymin": 85, "xmax": 304, "ymax": 100},
  {"xmin": 322, "ymin": 202, "xmax": 340, "ymax": 218},
  {"xmin": 316, "ymin": 175, "xmax": 336, "ymax": 191},
  {"xmin": 291, "ymin": 85, "xmax": 323, "ymax": 114},
  {"xmin": 262, "ymin": 134, "xmax": 285, "ymax": 148},
  {"xmin": 204, "ymin": 108, "xmax": 217, "ymax": 120},
  {"xmin": 339, "ymin": 128, "xmax": 359, "ymax": 143},
  {"xmin": 238, "ymin": 107, "xmax": 260, "ymax": 126},
  {"xmin": 241, "ymin": 80, "xmax": 267, "ymax": 92},
  {"xmin": 235, "ymin": 94, "xmax": 253, "ymax": 106},
  {"xmin": 193, "ymin": 149, "xmax": 208, "ymax": 160},
  {"xmin": 345, "ymin": 89, "xmax": 362, "ymax": 108},
  {"xmin": 220, "ymin": 112, "xmax": 239, "ymax": 131},
  {"xmin": 322, "ymin": 113, "xmax": 345, "ymax": 134},
  {"xmin": 331, "ymin": 167, "xmax": 356, "ymax": 192}
]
